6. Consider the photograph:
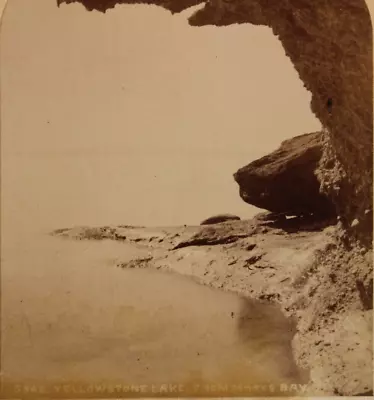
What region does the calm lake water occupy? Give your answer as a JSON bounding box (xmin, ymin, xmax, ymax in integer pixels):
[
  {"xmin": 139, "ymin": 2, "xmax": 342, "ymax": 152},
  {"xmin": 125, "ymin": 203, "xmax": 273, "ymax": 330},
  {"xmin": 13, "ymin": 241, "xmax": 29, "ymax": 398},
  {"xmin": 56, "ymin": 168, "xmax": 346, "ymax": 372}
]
[{"xmin": 1, "ymin": 154, "xmax": 308, "ymax": 397}]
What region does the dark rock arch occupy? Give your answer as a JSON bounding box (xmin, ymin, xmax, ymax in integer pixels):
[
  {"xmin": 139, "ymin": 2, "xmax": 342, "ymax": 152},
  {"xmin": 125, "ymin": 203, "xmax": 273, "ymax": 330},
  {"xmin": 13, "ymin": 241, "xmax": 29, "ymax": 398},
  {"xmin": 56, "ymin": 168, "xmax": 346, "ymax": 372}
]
[{"xmin": 56, "ymin": 0, "xmax": 373, "ymax": 240}]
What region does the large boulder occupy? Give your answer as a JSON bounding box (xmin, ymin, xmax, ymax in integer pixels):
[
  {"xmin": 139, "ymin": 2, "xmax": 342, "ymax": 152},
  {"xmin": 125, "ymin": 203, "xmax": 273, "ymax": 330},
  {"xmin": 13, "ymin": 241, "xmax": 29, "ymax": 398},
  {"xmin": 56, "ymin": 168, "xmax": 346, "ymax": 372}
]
[{"xmin": 233, "ymin": 132, "xmax": 336, "ymax": 217}]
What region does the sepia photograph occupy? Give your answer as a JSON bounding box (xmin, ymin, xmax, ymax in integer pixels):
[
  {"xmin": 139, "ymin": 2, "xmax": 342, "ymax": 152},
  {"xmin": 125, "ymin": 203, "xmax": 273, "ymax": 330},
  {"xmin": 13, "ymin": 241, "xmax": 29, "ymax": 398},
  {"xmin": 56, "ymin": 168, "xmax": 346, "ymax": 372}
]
[{"xmin": 0, "ymin": 0, "xmax": 373, "ymax": 397}]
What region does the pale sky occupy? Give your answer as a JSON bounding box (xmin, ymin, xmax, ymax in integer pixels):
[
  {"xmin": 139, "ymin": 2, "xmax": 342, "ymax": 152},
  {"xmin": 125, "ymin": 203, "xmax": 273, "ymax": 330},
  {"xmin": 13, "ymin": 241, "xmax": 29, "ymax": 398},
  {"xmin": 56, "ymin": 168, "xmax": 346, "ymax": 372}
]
[{"xmin": 0, "ymin": 0, "xmax": 372, "ymax": 231}]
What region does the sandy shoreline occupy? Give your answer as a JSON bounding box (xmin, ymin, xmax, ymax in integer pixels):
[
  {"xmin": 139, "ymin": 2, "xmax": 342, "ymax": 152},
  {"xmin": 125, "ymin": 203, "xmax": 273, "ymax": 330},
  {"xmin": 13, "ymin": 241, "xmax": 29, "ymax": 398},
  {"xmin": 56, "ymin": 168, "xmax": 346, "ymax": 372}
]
[
  {"xmin": 0, "ymin": 213, "xmax": 371, "ymax": 398},
  {"xmin": 45, "ymin": 214, "xmax": 373, "ymax": 396}
]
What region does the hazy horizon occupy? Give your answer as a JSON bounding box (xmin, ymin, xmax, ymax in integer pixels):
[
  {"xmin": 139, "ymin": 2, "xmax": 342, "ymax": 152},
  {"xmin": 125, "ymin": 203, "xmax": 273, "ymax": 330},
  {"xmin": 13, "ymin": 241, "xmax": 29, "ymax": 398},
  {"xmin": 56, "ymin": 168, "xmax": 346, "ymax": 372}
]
[{"xmin": 3, "ymin": 0, "xmax": 364, "ymax": 233}]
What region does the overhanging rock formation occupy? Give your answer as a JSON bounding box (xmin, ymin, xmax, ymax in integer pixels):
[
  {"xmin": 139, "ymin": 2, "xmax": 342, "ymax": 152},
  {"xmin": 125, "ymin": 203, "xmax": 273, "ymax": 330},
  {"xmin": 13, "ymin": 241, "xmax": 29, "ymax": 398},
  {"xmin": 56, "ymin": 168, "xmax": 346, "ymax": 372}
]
[
  {"xmin": 56, "ymin": 0, "xmax": 373, "ymax": 238},
  {"xmin": 234, "ymin": 131, "xmax": 336, "ymax": 217}
]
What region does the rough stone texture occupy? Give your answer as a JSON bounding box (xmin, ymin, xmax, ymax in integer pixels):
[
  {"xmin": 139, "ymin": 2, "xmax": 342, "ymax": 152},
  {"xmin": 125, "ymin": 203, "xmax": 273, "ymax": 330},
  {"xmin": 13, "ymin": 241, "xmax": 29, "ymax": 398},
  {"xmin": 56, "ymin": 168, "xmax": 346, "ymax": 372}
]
[
  {"xmin": 234, "ymin": 131, "xmax": 335, "ymax": 217},
  {"xmin": 200, "ymin": 213, "xmax": 241, "ymax": 225},
  {"xmin": 56, "ymin": 0, "xmax": 373, "ymax": 241}
]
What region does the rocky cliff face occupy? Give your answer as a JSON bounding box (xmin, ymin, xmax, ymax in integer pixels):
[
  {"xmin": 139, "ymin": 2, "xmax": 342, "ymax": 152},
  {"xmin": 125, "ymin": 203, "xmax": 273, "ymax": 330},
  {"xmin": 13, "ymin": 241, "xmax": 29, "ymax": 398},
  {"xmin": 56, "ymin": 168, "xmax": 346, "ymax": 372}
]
[
  {"xmin": 190, "ymin": 0, "xmax": 373, "ymax": 232},
  {"xmin": 57, "ymin": 0, "xmax": 373, "ymax": 241}
]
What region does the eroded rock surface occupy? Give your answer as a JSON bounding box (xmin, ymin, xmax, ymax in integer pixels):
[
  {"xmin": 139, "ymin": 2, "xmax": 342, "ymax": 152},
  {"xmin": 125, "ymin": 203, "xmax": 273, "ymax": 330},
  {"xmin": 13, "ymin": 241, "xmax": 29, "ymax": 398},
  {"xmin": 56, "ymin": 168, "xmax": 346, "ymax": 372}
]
[
  {"xmin": 234, "ymin": 131, "xmax": 335, "ymax": 217},
  {"xmin": 56, "ymin": 0, "xmax": 373, "ymax": 236},
  {"xmin": 189, "ymin": 0, "xmax": 373, "ymax": 230}
]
